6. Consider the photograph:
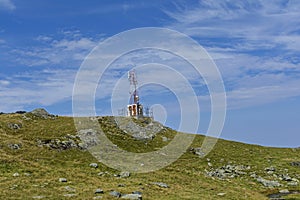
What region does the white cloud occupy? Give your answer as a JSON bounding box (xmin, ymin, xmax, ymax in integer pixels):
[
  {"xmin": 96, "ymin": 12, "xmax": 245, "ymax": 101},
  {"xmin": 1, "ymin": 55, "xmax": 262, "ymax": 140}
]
[
  {"xmin": 0, "ymin": 69, "xmax": 76, "ymax": 112},
  {"xmin": 0, "ymin": 0, "xmax": 15, "ymax": 11},
  {"xmin": 0, "ymin": 79, "xmax": 10, "ymax": 85},
  {"xmin": 165, "ymin": 0, "xmax": 300, "ymax": 52},
  {"xmin": 11, "ymin": 31, "xmax": 103, "ymax": 67},
  {"xmin": 163, "ymin": 0, "xmax": 300, "ymax": 110}
]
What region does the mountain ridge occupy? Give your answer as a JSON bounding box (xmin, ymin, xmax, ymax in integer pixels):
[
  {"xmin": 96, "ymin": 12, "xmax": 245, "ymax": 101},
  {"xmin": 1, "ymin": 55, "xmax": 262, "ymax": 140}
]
[{"xmin": 0, "ymin": 110, "xmax": 299, "ymax": 199}]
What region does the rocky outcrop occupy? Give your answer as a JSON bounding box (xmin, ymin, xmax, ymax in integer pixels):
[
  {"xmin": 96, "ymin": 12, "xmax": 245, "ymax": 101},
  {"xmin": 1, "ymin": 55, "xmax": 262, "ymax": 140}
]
[
  {"xmin": 205, "ymin": 164, "xmax": 250, "ymax": 179},
  {"xmin": 29, "ymin": 108, "xmax": 56, "ymax": 119},
  {"xmin": 37, "ymin": 134, "xmax": 83, "ymax": 150}
]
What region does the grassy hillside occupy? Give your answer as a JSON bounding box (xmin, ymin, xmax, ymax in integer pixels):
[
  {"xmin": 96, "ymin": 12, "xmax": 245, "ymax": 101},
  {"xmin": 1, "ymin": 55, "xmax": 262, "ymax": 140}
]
[{"xmin": 0, "ymin": 112, "xmax": 299, "ymax": 199}]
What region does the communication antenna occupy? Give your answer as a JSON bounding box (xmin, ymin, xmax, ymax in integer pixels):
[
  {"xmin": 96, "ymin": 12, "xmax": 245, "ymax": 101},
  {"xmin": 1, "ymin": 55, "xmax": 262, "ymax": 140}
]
[
  {"xmin": 127, "ymin": 70, "xmax": 143, "ymax": 118},
  {"xmin": 128, "ymin": 70, "xmax": 139, "ymax": 104}
]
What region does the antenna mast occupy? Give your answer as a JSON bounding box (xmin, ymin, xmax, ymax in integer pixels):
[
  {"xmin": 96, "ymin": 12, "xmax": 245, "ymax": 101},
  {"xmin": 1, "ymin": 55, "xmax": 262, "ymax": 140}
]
[
  {"xmin": 127, "ymin": 70, "xmax": 143, "ymax": 118},
  {"xmin": 128, "ymin": 70, "xmax": 139, "ymax": 104}
]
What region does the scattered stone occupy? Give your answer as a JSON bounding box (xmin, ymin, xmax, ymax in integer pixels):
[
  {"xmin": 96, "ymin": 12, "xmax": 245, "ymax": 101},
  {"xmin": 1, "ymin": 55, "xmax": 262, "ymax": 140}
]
[
  {"xmin": 93, "ymin": 196, "xmax": 103, "ymax": 199},
  {"xmin": 206, "ymin": 164, "xmax": 249, "ymax": 179},
  {"xmin": 217, "ymin": 193, "xmax": 226, "ymax": 196},
  {"xmin": 121, "ymin": 194, "xmax": 142, "ymax": 200},
  {"xmin": 37, "ymin": 136, "xmax": 81, "ymax": 151},
  {"xmin": 265, "ymin": 166, "xmax": 276, "ymax": 172},
  {"xmin": 95, "ymin": 189, "xmax": 104, "ymax": 194},
  {"xmin": 118, "ymin": 184, "xmax": 126, "ymax": 187},
  {"xmin": 162, "ymin": 136, "xmax": 169, "ymax": 142},
  {"xmin": 132, "ymin": 191, "xmax": 142, "ymax": 195},
  {"xmin": 7, "ymin": 123, "xmax": 22, "ymax": 130},
  {"xmin": 250, "ymin": 173, "xmax": 257, "ymax": 178},
  {"xmin": 110, "ymin": 190, "xmax": 122, "ymax": 198},
  {"xmin": 190, "ymin": 147, "xmax": 205, "ymax": 157},
  {"xmin": 24, "ymin": 173, "xmax": 31, "ymax": 176},
  {"xmin": 90, "ymin": 163, "xmax": 98, "ymax": 168},
  {"xmin": 279, "ymin": 189, "xmax": 289, "ymax": 194},
  {"xmin": 33, "ymin": 195, "xmax": 46, "ymax": 199},
  {"xmin": 63, "ymin": 194, "xmax": 77, "ymax": 197},
  {"xmin": 65, "ymin": 186, "xmax": 76, "ymax": 192},
  {"xmin": 152, "ymin": 182, "xmax": 169, "ymax": 188},
  {"xmin": 59, "ymin": 178, "xmax": 67, "ymax": 182},
  {"xmin": 13, "ymin": 173, "xmax": 19, "ymax": 177},
  {"xmin": 120, "ymin": 171, "xmax": 130, "ymax": 178},
  {"xmin": 281, "ymin": 174, "xmax": 292, "ymax": 181},
  {"xmin": 208, "ymin": 162, "xmax": 212, "ymax": 167},
  {"xmin": 98, "ymin": 172, "xmax": 105, "ymax": 176},
  {"xmin": 256, "ymin": 176, "xmax": 281, "ymax": 187},
  {"xmin": 10, "ymin": 184, "xmax": 18, "ymax": 190},
  {"xmin": 287, "ymin": 181, "xmax": 298, "ymax": 186},
  {"xmin": 8, "ymin": 143, "xmax": 21, "ymax": 150},
  {"xmin": 291, "ymin": 161, "xmax": 300, "ymax": 167}
]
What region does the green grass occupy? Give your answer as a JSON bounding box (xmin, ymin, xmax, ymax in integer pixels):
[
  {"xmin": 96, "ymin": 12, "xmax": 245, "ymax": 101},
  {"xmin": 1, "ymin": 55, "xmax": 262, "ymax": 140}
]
[{"xmin": 0, "ymin": 113, "xmax": 299, "ymax": 199}]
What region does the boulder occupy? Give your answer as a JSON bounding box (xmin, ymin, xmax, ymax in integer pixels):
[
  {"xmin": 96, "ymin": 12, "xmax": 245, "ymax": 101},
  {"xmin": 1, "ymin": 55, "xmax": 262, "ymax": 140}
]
[
  {"xmin": 30, "ymin": 108, "xmax": 54, "ymax": 119},
  {"xmin": 256, "ymin": 177, "xmax": 281, "ymax": 187},
  {"xmin": 95, "ymin": 188, "xmax": 104, "ymax": 194},
  {"xmin": 90, "ymin": 163, "xmax": 98, "ymax": 168},
  {"xmin": 121, "ymin": 194, "xmax": 142, "ymax": 200},
  {"xmin": 7, "ymin": 123, "xmax": 22, "ymax": 129},
  {"xmin": 59, "ymin": 178, "xmax": 67, "ymax": 182},
  {"xmin": 119, "ymin": 171, "xmax": 130, "ymax": 178},
  {"xmin": 291, "ymin": 161, "xmax": 300, "ymax": 167},
  {"xmin": 152, "ymin": 182, "xmax": 169, "ymax": 188},
  {"xmin": 8, "ymin": 143, "xmax": 21, "ymax": 150},
  {"xmin": 110, "ymin": 190, "xmax": 121, "ymax": 198}
]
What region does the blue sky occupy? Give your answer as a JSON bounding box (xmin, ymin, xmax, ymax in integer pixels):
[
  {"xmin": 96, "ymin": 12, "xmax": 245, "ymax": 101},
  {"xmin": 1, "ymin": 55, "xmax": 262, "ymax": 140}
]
[{"xmin": 1, "ymin": 0, "xmax": 300, "ymax": 147}]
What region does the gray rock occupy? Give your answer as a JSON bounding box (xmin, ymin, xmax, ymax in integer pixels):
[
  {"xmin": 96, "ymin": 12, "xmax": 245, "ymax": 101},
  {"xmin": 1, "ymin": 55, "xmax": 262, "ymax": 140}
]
[
  {"xmin": 7, "ymin": 123, "xmax": 22, "ymax": 129},
  {"xmin": 279, "ymin": 189, "xmax": 289, "ymax": 193},
  {"xmin": 110, "ymin": 190, "xmax": 121, "ymax": 198},
  {"xmin": 256, "ymin": 177, "xmax": 281, "ymax": 187},
  {"xmin": 121, "ymin": 194, "xmax": 142, "ymax": 200},
  {"xmin": 93, "ymin": 196, "xmax": 103, "ymax": 199},
  {"xmin": 191, "ymin": 147, "xmax": 205, "ymax": 157},
  {"xmin": 162, "ymin": 136, "xmax": 169, "ymax": 142},
  {"xmin": 32, "ymin": 196, "xmax": 46, "ymax": 199},
  {"xmin": 59, "ymin": 178, "xmax": 67, "ymax": 182},
  {"xmin": 152, "ymin": 182, "xmax": 169, "ymax": 188},
  {"xmin": 217, "ymin": 193, "xmax": 226, "ymax": 196},
  {"xmin": 291, "ymin": 161, "xmax": 300, "ymax": 167},
  {"xmin": 95, "ymin": 188, "xmax": 104, "ymax": 194},
  {"xmin": 8, "ymin": 143, "xmax": 21, "ymax": 150},
  {"xmin": 90, "ymin": 163, "xmax": 98, "ymax": 168},
  {"xmin": 132, "ymin": 191, "xmax": 142, "ymax": 195},
  {"xmin": 250, "ymin": 173, "xmax": 257, "ymax": 178},
  {"xmin": 65, "ymin": 186, "xmax": 76, "ymax": 192},
  {"xmin": 63, "ymin": 194, "xmax": 77, "ymax": 197},
  {"xmin": 265, "ymin": 166, "xmax": 276, "ymax": 172},
  {"xmin": 120, "ymin": 171, "xmax": 130, "ymax": 178},
  {"xmin": 13, "ymin": 172, "xmax": 19, "ymax": 177},
  {"xmin": 287, "ymin": 181, "xmax": 298, "ymax": 186},
  {"xmin": 30, "ymin": 108, "xmax": 54, "ymax": 119},
  {"xmin": 24, "ymin": 173, "xmax": 31, "ymax": 176},
  {"xmin": 98, "ymin": 172, "xmax": 105, "ymax": 176},
  {"xmin": 114, "ymin": 118, "xmax": 163, "ymax": 140},
  {"xmin": 282, "ymin": 174, "xmax": 292, "ymax": 181}
]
